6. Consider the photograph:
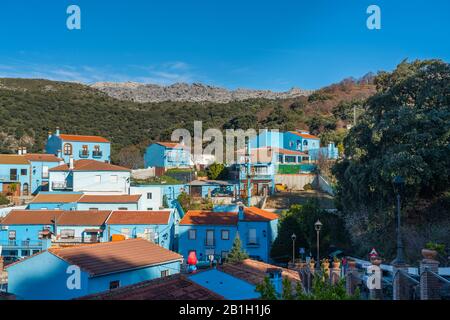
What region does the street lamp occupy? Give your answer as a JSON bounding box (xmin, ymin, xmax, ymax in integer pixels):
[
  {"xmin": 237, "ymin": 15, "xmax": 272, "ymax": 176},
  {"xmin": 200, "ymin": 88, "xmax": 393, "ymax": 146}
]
[
  {"xmin": 392, "ymin": 176, "xmax": 405, "ymax": 265},
  {"xmin": 315, "ymin": 220, "xmax": 323, "ymax": 269},
  {"xmin": 291, "ymin": 233, "xmax": 297, "ymax": 264}
]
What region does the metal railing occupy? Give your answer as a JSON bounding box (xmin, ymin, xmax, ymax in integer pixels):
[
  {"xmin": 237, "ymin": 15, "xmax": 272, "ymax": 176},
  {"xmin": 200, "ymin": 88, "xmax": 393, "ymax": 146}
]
[
  {"xmin": 0, "ymin": 240, "xmax": 43, "ymax": 248},
  {"xmin": 51, "ymin": 181, "xmax": 71, "ymax": 190},
  {"xmin": 79, "ymin": 150, "xmax": 89, "ymax": 158},
  {"xmin": 92, "ymin": 150, "xmax": 103, "ymax": 158}
]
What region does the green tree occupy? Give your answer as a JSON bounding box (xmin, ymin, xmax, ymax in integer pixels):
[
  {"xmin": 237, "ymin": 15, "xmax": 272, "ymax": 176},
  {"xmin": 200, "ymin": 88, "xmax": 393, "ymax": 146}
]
[
  {"xmin": 226, "ymin": 233, "xmax": 249, "ymax": 263},
  {"xmin": 296, "ymin": 272, "xmax": 359, "ymax": 300},
  {"xmin": 0, "ymin": 193, "xmax": 10, "ymax": 205},
  {"xmin": 333, "ymin": 59, "xmax": 450, "ymax": 261},
  {"xmin": 281, "ymin": 277, "xmax": 294, "ymax": 300},
  {"xmin": 255, "ymin": 276, "xmax": 278, "ymax": 300},
  {"xmin": 206, "ymin": 162, "xmax": 227, "ymax": 180}
]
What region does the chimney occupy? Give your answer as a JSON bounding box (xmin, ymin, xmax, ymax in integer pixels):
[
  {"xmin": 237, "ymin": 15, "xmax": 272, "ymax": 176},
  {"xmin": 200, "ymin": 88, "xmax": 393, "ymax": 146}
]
[
  {"xmin": 57, "ymin": 149, "xmax": 62, "ymax": 159},
  {"xmin": 238, "ymin": 203, "xmax": 245, "ymax": 220},
  {"xmin": 266, "ymin": 268, "xmax": 283, "ymax": 295},
  {"xmin": 22, "ymin": 147, "xmax": 27, "ymax": 155},
  {"xmin": 55, "ymin": 127, "xmax": 60, "ymax": 136},
  {"xmin": 48, "ymin": 131, "xmax": 52, "ymax": 139},
  {"xmin": 69, "ymin": 156, "xmax": 74, "ymax": 170},
  {"xmin": 17, "ymin": 147, "xmax": 22, "ymax": 155}
]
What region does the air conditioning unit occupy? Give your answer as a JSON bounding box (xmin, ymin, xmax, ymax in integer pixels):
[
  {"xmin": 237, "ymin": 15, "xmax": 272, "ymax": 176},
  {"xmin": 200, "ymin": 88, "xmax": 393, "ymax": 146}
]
[{"xmin": 1, "ymin": 226, "xmax": 9, "ymax": 230}]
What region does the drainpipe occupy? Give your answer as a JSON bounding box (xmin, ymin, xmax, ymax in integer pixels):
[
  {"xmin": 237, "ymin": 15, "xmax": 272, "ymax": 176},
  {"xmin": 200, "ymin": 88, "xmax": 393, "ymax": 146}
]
[{"xmin": 246, "ymin": 140, "xmax": 251, "ymax": 207}]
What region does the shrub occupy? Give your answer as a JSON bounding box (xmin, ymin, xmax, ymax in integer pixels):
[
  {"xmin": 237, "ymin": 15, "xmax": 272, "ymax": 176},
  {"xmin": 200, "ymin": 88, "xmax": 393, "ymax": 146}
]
[
  {"xmin": 0, "ymin": 194, "xmax": 9, "ymax": 205},
  {"xmin": 303, "ymin": 183, "xmax": 313, "ymax": 191}
]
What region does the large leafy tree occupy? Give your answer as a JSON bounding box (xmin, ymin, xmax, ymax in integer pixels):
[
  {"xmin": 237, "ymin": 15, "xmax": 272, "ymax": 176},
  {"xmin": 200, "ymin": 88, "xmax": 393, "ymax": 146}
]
[{"xmin": 333, "ymin": 59, "xmax": 450, "ymax": 260}]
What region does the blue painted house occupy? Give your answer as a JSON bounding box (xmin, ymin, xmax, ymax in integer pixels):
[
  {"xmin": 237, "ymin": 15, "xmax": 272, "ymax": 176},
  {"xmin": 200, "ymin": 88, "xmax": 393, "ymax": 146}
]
[
  {"xmin": 24, "ymin": 153, "xmax": 63, "ymax": 194},
  {"xmin": 178, "ymin": 205, "xmax": 279, "ymax": 263},
  {"xmin": 144, "ymin": 142, "xmax": 192, "ymax": 174},
  {"xmin": 45, "ymin": 127, "xmax": 111, "ymax": 163},
  {"xmin": 0, "ymin": 154, "xmax": 31, "ymax": 197},
  {"xmin": 48, "ymin": 159, "xmax": 131, "ymax": 193},
  {"xmin": 0, "ymin": 210, "xmax": 62, "ymax": 259},
  {"xmin": 105, "ymin": 210, "xmax": 177, "ymax": 250},
  {"xmin": 6, "ymin": 238, "xmax": 183, "ymax": 300}
]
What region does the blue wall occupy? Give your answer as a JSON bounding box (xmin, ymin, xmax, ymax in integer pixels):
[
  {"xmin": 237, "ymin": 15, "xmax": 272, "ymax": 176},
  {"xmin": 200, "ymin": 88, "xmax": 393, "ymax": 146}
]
[
  {"xmin": 0, "ymin": 163, "xmax": 31, "ymax": 195},
  {"xmin": 29, "ymin": 160, "xmax": 61, "ymax": 194},
  {"xmin": 46, "ymin": 135, "xmax": 111, "ymax": 163},
  {"xmin": 144, "ymin": 143, "xmax": 191, "ymax": 169}
]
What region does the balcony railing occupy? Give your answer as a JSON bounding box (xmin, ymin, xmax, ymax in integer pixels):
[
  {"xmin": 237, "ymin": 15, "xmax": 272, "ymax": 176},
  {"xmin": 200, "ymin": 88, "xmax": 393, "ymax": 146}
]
[
  {"xmin": 0, "ymin": 240, "xmax": 43, "ymax": 248},
  {"xmin": 92, "ymin": 150, "xmax": 103, "ymax": 158},
  {"xmin": 0, "ymin": 175, "xmax": 19, "ymax": 182},
  {"xmin": 53, "ymin": 237, "xmax": 100, "ymax": 244},
  {"xmin": 246, "ymin": 237, "xmax": 260, "ymax": 247},
  {"xmin": 52, "ymin": 181, "xmax": 72, "ymax": 190},
  {"xmin": 79, "ymin": 150, "xmax": 89, "ymax": 158}
]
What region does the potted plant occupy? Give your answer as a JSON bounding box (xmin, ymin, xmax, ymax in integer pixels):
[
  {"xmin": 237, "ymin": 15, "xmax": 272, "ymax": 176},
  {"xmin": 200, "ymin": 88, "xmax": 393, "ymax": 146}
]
[
  {"xmin": 321, "ymin": 258, "xmax": 330, "ymax": 270},
  {"xmin": 309, "ymin": 258, "xmax": 315, "ymax": 270},
  {"xmin": 422, "ymin": 242, "xmax": 445, "ymax": 260},
  {"xmin": 332, "ymin": 256, "xmax": 341, "ymax": 269}
]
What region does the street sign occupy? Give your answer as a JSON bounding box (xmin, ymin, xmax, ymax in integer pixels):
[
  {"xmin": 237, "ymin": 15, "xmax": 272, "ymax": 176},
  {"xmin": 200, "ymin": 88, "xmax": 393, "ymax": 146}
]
[
  {"xmin": 369, "ymin": 248, "xmax": 378, "ymax": 257},
  {"xmin": 299, "ymin": 247, "xmax": 305, "ymax": 254}
]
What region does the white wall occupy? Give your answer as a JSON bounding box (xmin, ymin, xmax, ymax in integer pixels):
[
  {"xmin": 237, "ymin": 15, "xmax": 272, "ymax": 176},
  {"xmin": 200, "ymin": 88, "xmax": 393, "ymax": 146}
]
[
  {"xmin": 129, "ymin": 186, "xmax": 163, "ymax": 210},
  {"xmin": 274, "ymin": 174, "xmax": 315, "ymax": 190},
  {"xmin": 73, "ymin": 171, "xmax": 130, "ymax": 193}
]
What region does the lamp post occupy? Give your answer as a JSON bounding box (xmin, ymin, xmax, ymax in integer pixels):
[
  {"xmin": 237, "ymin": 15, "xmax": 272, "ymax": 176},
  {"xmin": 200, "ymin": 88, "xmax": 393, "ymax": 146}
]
[
  {"xmin": 315, "ymin": 220, "xmax": 323, "ymax": 269},
  {"xmin": 392, "ymin": 176, "xmax": 405, "ymax": 265},
  {"xmin": 291, "ymin": 233, "xmax": 296, "ymax": 264}
]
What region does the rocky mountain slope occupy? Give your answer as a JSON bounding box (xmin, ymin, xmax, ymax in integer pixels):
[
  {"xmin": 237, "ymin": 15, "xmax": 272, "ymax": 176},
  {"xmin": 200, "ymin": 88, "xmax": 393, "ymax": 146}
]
[{"xmin": 91, "ymin": 82, "xmax": 313, "ymax": 103}]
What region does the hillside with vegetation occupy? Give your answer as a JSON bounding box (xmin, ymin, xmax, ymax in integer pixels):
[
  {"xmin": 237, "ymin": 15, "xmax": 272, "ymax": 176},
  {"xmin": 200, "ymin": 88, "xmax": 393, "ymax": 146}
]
[{"xmin": 0, "ymin": 76, "xmax": 375, "ymax": 165}]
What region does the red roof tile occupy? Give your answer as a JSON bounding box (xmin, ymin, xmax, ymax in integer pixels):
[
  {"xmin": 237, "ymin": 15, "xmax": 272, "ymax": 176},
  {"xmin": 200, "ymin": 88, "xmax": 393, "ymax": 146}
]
[
  {"xmin": 1, "ymin": 210, "xmax": 63, "ymax": 225},
  {"xmin": 59, "ymin": 134, "xmax": 110, "ymax": 143},
  {"xmin": 180, "ymin": 210, "xmax": 238, "ymax": 226},
  {"xmin": 219, "ymin": 259, "xmax": 301, "ymax": 286},
  {"xmin": 289, "ymin": 131, "xmax": 320, "ymax": 140},
  {"xmin": 78, "ymin": 194, "xmax": 141, "ymax": 203},
  {"xmin": 0, "ymin": 155, "xmax": 29, "ymax": 165},
  {"xmin": 30, "ymin": 193, "xmax": 83, "ymax": 203},
  {"xmin": 24, "ymin": 154, "xmax": 62, "ymax": 162},
  {"xmin": 156, "ymin": 142, "xmax": 189, "ymax": 149},
  {"xmin": 107, "ymin": 211, "xmax": 171, "ymax": 225},
  {"xmin": 244, "ymin": 207, "xmax": 279, "ymax": 221},
  {"xmin": 50, "ymin": 159, "xmax": 130, "ymax": 172},
  {"xmin": 56, "ymin": 210, "xmax": 111, "ymax": 226},
  {"xmin": 78, "ymin": 274, "xmax": 224, "ymax": 300},
  {"xmin": 48, "ymin": 238, "xmax": 182, "ymax": 276}
]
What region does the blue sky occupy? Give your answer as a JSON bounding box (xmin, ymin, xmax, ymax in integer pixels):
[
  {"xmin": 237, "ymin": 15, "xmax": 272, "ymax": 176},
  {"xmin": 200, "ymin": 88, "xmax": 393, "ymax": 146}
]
[{"xmin": 0, "ymin": 0, "xmax": 448, "ymax": 90}]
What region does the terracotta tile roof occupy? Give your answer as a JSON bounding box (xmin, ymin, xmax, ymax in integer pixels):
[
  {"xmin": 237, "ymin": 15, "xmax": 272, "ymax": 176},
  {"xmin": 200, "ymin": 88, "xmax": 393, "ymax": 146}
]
[
  {"xmin": 78, "ymin": 273, "xmax": 224, "ymax": 300},
  {"xmin": 244, "ymin": 207, "xmax": 279, "ymax": 222},
  {"xmin": 57, "ymin": 210, "xmax": 112, "ymax": 226},
  {"xmin": 1, "ymin": 210, "xmax": 63, "ymax": 225},
  {"xmin": 49, "ymin": 159, "xmax": 130, "ymax": 172},
  {"xmin": 107, "ymin": 211, "xmax": 171, "ymax": 225},
  {"xmin": 289, "ymin": 131, "xmax": 320, "ymax": 140},
  {"xmin": 23, "ymin": 153, "xmax": 62, "ymax": 162},
  {"xmin": 180, "ymin": 210, "xmax": 238, "ymax": 226},
  {"xmin": 48, "ymin": 238, "xmax": 183, "ymax": 276},
  {"xmin": 272, "ymin": 147, "xmax": 308, "ymax": 156},
  {"xmin": 218, "ymin": 259, "xmax": 301, "ymax": 286},
  {"xmin": 78, "ymin": 194, "xmax": 141, "ymax": 203},
  {"xmin": 30, "ymin": 193, "xmax": 83, "ymax": 203},
  {"xmin": 0, "ymin": 155, "xmax": 29, "ymax": 165},
  {"xmin": 59, "ymin": 134, "xmax": 110, "ymax": 143}
]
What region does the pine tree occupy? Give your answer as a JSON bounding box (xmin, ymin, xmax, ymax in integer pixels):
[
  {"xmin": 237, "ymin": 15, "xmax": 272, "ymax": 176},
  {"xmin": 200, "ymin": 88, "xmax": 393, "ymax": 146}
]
[
  {"xmin": 226, "ymin": 233, "xmax": 249, "ymax": 263},
  {"xmin": 256, "ymin": 276, "xmax": 278, "ymax": 300}
]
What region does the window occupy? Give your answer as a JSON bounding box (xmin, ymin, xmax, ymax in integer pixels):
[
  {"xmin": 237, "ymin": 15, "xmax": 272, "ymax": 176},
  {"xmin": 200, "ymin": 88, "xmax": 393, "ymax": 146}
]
[
  {"xmin": 81, "ymin": 145, "xmax": 89, "ymax": 156},
  {"xmin": 285, "ymin": 156, "xmax": 296, "ymax": 163},
  {"xmin": 147, "ymin": 192, "xmax": 152, "ymax": 199},
  {"xmin": 161, "ymin": 270, "xmax": 169, "ymax": 277},
  {"xmin": 248, "ymin": 228, "xmax": 257, "ymax": 245},
  {"xmin": 9, "ymin": 169, "xmax": 17, "ymax": 181},
  {"xmin": 303, "ymin": 140, "xmax": 308, "ymax": 146},
  {"xmin": 20, "ymin": 169, "xmax": 27, "ymax": 176},
  {"xmin": 89, "ymin": 208, "xmax": 99, "ymax": 211},
  {"xmin": 206, "ymin": 230, "xmax": 214, "ymax": 246},
  {"xmin": 22, "ymin": 250, "xmax": 30, "ymax": 257},
  {"xmin": 147, "ymin": 207, "xmax": 153, "ymax": 211},
  {"xmin": 42, "ymin": 166, "xmax": 49, "ymax": 179},
  {"xmin": 93, "ymin": 145, "xmax": 101, "ymax": 157},
  {"xmin": 109, "ymin": 281, "xmax": 120, "ymax": 290},
  {"xmin": 188, "ymin": 229, "xmax": 196, "ymax": 240},
  {"xmin": 110, "ymin": 175, "xmax": 118, "ymax": 183},
  {"xmin": 8, "ymin": 230, "xmax": 16, "ymax": 240},
  {"xmin": 95, "ymin": 175, "xmax": 101, "ymax": 183},
  {"xmin": 23, "ymin": 183, "xmax": 29, "ymax": 196},
  {"xmin": 63, "ymin": 143, "xmax": 72, "ymax": 155},
  {"xmin": 221, "ymin": 230, "xmax": 230, "ymax": 240},
  {"xmin": 118, "ymin": 207, "xmax": 128, "ymax": 210},
  {"xmin": 60, "ymin": 229, "xmax": 75, "ymax": 239}
]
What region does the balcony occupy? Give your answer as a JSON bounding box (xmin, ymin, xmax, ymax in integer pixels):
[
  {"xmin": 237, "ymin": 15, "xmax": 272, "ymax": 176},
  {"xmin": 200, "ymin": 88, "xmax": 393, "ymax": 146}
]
[
  {"xmin": 204, "ymin": 239, "xmax": 215, "ymax": 248},
  {"xmin": 0, "ymin": 175, "xmax": 19, "ymax": 182},
  {"xmin": 92, "ymin": 150, "xmax": 103, "ymax": 158},
  {"xmin": 53, "ymin": 236, "xmax": 100, "ymax": 244},
  {"xmin": 52, "ymin": 181, "xmax": 72, "ymax": 190},
  {"xmin": 0, "ymin": 240, "xmax": 43, "ymax": 249},
  {"xmin": 79, "ymin": 150, "xmax": 89, "ymax": 158},
  {"xmin": 246, "ymin": 237, "xmax": 260, "ymax": 247}
]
